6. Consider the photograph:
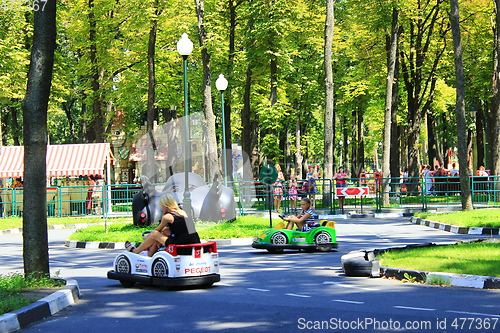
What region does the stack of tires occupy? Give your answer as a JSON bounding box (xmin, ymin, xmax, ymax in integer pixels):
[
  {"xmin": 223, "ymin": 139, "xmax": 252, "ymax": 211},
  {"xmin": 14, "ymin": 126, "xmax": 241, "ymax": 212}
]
[{"xmin": 341, "ymin": 250, "xmax": 380, "ymax": 278}]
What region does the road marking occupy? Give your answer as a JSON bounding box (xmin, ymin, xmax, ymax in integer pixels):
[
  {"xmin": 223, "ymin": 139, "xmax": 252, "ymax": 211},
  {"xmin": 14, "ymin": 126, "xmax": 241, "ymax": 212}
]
[
  {"xmin": 247, "ymin": 288, "xmax": 270, "ymax": 292},
  {"xmin": 332, "ymin": 299, "xmax": 364, "ymax": 305},
  {"xmin": 322, "ymin": 281, "xmax": 378, "ymax": 291},
  {"xmin": 446, "ymin": 310, "xmax": 500, "ymax": 318},
  {"xmin": 286, "ymin": 293, "xmax": 311, "ymax": 298},
  {"xmin": 217, "ymin": 283, "xmax": 234, "ymax": 287},
  {"xmin": 394, "ymin": 306, "xmax": 436, "ymax": 312}
]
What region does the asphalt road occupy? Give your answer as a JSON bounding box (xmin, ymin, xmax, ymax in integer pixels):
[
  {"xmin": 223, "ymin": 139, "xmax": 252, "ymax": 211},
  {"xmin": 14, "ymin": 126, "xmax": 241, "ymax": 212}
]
[{"xmin": 1, "ymin": 217, "xmax": 499, "ymax": 332}]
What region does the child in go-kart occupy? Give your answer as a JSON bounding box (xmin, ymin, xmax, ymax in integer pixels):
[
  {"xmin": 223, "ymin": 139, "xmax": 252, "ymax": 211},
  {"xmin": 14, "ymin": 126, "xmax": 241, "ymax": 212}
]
[
  {"xmin": 125, "ymin": 193, "xmax": 200, "ymax": 255},
  {"xmin": 282, "ymin": 197, "xmax": 315, "ymax": 231}
]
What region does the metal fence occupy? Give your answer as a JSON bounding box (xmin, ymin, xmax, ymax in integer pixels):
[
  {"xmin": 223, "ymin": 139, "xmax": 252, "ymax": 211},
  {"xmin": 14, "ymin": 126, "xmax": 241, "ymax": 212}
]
[{"xmin": 2, "ymin": 175, "xmax": 499, "ymax": 218}]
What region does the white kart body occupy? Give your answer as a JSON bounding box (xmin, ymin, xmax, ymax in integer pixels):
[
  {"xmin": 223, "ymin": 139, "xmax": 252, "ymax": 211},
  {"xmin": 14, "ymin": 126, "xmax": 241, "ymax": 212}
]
[{"xmin": 108, "ymin": 242, "xmax": 220, "ymax": 287}]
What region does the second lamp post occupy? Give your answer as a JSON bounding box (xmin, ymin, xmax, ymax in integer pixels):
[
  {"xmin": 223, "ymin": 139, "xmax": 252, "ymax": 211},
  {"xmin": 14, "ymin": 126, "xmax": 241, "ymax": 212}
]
[
  {"xmin": 216, "ymin": 74, "xmax": 229, "ymax": 187},
  {"xmin": 177, "ymin": 33, "xmax": 193, "ymax": 218}
]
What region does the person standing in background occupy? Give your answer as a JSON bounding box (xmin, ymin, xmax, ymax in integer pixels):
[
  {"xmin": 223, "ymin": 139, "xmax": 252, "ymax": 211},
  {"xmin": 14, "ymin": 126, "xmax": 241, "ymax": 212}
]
[{"xmin": 333, "ymin": 166, "xmax": 348, "ymax": 214}]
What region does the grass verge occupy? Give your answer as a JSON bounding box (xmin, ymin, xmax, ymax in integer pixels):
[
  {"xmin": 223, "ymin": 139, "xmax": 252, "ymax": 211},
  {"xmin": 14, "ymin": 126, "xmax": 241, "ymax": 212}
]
[
  {"xmin": 66, "ymin": 215, "xmax": 280, "ymax": 242},
  {"xmin": 0, "ymin": 273, "xmax": 65, "ymax": 315},
  {"xmin": 415, "ymin": 208, "xmax": 500, "ymax": 228},
  {"xmin": 0, "ymin": 217, "xmax": 132, "ymax": 230},
  {"xmin": 378, "ymin": 240, "xmax": 500, "ymax": 277}
]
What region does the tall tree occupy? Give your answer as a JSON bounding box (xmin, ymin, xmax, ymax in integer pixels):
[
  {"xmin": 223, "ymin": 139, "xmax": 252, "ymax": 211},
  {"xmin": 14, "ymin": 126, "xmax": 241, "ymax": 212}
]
[
  {"xmin": 382, "ymin": 7, "xmax": 399, "ymax": 206},
  {"xmin": 450, "ymin": 0, "xmax": 472, "ymax": 210},
  {"xmin": 324, "ymin": 0, "xmax": 335, "ymax": 201},
  {"xmin": 21, "ymin": 0, "xmax": 57, "ymax": 277},
  {"xmin": 147, "ymin": 0, "xmax": 159, "ymax": 132},
  {"xmin": 400, "ymin": 0, "xmax": 447, "ymax": 188},
  {"xmin": 492, "ymin": 0, "xmax": 500, "ymax": 177},
  {"xmin": 195, "ymin": 0, "xmax": 219, "ymax": 181}
]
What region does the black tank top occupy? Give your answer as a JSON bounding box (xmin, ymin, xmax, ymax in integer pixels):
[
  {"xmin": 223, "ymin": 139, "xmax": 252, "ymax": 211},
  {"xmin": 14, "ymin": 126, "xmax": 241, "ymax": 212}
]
[{"xmin": 165, "ymin": 213, "xmax": 200, "ymax": 245}]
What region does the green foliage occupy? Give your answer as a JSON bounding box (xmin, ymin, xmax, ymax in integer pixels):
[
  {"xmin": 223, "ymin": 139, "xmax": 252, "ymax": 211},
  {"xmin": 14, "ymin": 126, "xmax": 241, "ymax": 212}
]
[
  {"xmin": 379, "ymin": 241, "xmax": 500, "ymax": 277},
  {"xmin": 66, "ymin": 216, "xmax": 279, "ymax": 242},
  {"xmin": 0, "ymin": 217, "xmax": 132, "ymax": 230},
  {"xmin": 0, "ymin": 0, "xmax": 497, "ymax": 174},
  {"xmin": 415, "ymin": 208, "xmax": 500, "ymax": 228},
  {"xmin": 0, "ymin": 273, "xmax": 64, "ymax": 315}
]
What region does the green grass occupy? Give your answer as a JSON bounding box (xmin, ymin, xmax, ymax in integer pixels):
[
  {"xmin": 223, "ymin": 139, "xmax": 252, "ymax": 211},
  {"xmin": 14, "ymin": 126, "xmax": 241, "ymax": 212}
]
[
  {"xmin": 66, "ymin": 215, "xmax": 279, "ymax": 242},
  {"xmin": 0, "ymin": 216, "xmax": 132, "ymax": 230},
  {"xmin": 378, "ymin": 241, "xmax": 500, "ymax": 277},
  {"xmin": 415, "ymin": 208, "xmax": 500, "ymax": 228},
  {"xmin": 0, "ymin": 273, "xmax": 65, "ymax": 315}
]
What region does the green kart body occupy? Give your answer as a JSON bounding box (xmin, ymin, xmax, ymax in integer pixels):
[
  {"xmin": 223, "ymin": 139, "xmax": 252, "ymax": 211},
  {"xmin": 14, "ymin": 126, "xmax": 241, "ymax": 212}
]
[{"xmin": 252, "ymin": 220, "xmax": 338, "ymax": 253}]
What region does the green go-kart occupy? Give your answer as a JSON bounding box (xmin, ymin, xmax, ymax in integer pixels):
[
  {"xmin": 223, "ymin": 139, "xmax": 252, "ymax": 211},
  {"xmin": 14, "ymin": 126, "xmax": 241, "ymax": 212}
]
[{"xmin": 252, "ymin": 220, "xmax": 338, "ymax": 253}]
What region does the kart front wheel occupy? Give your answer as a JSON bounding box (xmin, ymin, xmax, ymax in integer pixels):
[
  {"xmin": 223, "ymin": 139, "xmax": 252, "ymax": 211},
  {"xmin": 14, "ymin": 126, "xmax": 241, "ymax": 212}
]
[
  {"xmin": 152, "ymin": 258, "xmax": 169, "ymax": 277},
  {"xmin": 115, "ymin": 255, "xmax": 131, "ymax": 274},
  {"xmin": 270, "ymin": 232, "xmax": 288, "ymax": 245},
  {"xmin": 314, "ymin": 231, "xmax": 333, "ymax": 252}
]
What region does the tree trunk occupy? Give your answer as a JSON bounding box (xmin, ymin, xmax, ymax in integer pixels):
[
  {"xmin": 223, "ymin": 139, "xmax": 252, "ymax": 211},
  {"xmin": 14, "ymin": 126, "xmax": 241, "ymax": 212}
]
[
  {"xmin": 382, "ymin": 7, "xmax": 399, "ymax": 206},
  {"xmin": 323, "ymin": 0, "xmax": 335, "ymax": 205},
  {"xmin": 390, "ymin": 43, "xmax": 401, "ymax": 179},
  {"xmin": 21, "ymin": 0, "xmax": 56, "ymax": 278},
  {"xmin": 450, "ymin": 0, "xmax": 473, "ymax": 210},
  {"xmin": 270, "ymin": 58, "xmax": 277, "ymax": 107},
  {"xmin": 88, "ymin": 0, "xmax": 104, "ymax": 143},
  {"xmin": 62, "ymin": 100, "xmax": 78, "ymax": 143},
  {"xmin": 222, "ymin": 0, "xmax": 237, "ymax": 183},
  {"xmin": 147, "ymin": 0, "xmax": 158, "ymax": 133},
  {"xmin": 294, "ymin": 102, "xmax": 303, "ymax": 177},
  {"xmin": 195, "ymin": 0, "xmax": 219, "ymax": 181},
  {"xmin": 342, "ymin": 116, "xmax": 349, "ymax": 172},
  {"xmin": 491, "ymin": 0, "xmax": 500, "ymax": 177},
  {"xmin": 10, "ymin": 104, "xmax": 21, "ymax": 146},
  {"xmin": 356, "ymin": 106, "xmax": 364, "ymax": 178},
  {"xmin": 81, "ymin": 93, "xmax": 88, "ymax": 143},
  {"xmin": 427, "ymin": 112, "xmax": 437, "ymax": 166},
  {"xmin": 476, "ymin": 106, "xmax": 485, "ymax": 168}
]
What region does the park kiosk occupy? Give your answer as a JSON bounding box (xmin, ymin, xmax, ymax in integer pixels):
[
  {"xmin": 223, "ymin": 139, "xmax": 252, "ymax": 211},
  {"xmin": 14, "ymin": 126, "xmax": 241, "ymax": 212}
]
[{"xmin": 0, "ymin": 143, "xmax": 113, "ymax": 217}]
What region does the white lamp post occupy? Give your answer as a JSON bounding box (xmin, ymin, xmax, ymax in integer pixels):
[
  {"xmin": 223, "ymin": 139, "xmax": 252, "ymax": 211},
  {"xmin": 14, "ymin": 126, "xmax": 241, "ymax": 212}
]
[
  {"xmin": 216, "ymin": 74, "xmax": 229, "ymax": 186},
  {"xmin": 177, "ymin": 33, "xmax": 193, "ymax": 218}
]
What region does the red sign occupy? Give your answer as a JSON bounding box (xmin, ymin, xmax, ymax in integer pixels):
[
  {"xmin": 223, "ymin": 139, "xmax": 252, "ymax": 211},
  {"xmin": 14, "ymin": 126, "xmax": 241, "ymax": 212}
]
[{"xmin": 336, "ymin": 187, "xmax": 369, "ymax": 196}]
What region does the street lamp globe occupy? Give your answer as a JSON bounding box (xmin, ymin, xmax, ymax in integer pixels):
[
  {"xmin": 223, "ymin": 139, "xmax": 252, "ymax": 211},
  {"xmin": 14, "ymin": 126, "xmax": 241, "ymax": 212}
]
[
  {"xmin": 215, "ymin": 74, "xmax": 228, "ymax": 92},
  {"xmin": 176, "ymin": 33, "xmax": 193, "ymax": 57}
]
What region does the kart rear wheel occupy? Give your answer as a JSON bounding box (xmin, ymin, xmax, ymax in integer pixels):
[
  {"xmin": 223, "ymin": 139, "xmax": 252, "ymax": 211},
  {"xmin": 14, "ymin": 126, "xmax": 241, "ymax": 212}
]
[
  {"xmin": 115, "ymin": 255, "xmax": 131, "ymax": 274},
  {"xmin": 152, "ymin": 258, "xmax": 169, "ymax": 277},
  {"xmin": 314, "ymin": 231, "xmax": 333, "ymax": 252},
  {"xmin": 270, "ymin": 232, "xmax": 288, "ymax": 245}
]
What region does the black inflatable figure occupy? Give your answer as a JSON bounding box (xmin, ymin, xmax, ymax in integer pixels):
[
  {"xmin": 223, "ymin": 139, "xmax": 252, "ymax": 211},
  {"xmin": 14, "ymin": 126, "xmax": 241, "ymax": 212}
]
[{"xmin": 132, "ymin": 172, "xmax": 236, "ymax": 226}]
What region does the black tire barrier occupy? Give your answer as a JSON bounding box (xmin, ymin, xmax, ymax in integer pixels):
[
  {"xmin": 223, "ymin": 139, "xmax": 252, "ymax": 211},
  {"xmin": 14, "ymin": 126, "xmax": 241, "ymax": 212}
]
[{"xmin": 341, "ymin": 251, "xmax": 380, "ymax": 278}]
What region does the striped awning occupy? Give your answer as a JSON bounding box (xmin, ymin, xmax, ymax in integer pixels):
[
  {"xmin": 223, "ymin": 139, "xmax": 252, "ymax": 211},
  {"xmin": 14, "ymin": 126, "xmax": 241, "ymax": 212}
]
[{"xmin": 0, "ymin": 143, "xmax": 111, "ymax": 178}]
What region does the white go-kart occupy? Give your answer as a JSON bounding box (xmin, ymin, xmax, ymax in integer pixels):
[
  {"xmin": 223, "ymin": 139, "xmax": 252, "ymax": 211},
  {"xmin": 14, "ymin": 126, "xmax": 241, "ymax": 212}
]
[{"xmin": 107, "ymin": 241, "xmax": 220, "ymax": 288}]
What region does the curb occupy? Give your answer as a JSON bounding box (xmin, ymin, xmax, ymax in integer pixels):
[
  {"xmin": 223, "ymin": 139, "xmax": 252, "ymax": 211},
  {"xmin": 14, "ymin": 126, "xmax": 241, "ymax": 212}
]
[
  {"xmin": 343, "ymin": 240, "xmax": 500, "ymax": 290},
  {"xmin": 0, "ymin": 279, "xmax": 81, "ymax": 333},
  {"xmin": 381, "ymin": 267, "xmax": 500, "ymax": 289},
  {"xmin": 64, "ymin": 238, "xmax": 255, "ymax": 249},
  {"xmin": 409, "ymin": 216, "xmax": 500, "ymax": 235}
]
